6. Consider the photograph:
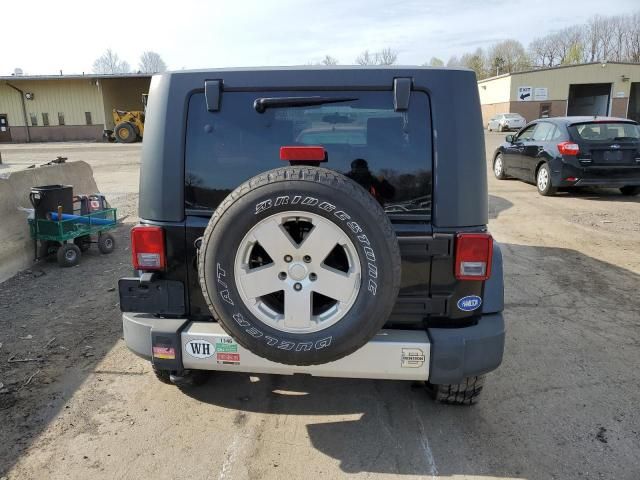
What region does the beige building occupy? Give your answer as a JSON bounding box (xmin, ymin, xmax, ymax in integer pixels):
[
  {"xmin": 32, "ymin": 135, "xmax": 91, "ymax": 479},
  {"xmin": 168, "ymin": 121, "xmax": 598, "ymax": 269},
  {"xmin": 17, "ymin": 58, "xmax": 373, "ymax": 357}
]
[
  {"xmin": 0, "ymin": 74, "xmax": 151, "ymax": 143},
  {"xmin": 478, "ymin": 62, "xmax": 640, "ymax": 126}
]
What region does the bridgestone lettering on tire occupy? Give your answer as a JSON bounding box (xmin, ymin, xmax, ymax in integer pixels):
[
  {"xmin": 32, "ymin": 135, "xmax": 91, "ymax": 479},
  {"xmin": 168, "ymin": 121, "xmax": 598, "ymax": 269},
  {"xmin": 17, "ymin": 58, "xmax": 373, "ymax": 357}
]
[{"xmin": 198, "ymin": 167, "xmax": 401, "ymax": 366}]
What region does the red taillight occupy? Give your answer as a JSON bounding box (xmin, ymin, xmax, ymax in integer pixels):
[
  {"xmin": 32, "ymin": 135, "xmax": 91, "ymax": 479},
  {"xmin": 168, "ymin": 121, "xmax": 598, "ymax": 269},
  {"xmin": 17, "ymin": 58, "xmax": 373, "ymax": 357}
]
[
  {"xmin": 557, "ymin": 141, "xmax": 579, "ymax": 156},
  {"xmin": 280, "ymin": 146, "xmax": 327, "ymax": 162},
  {"xmin": 131, "ymin": 226, "xmax": 166, "ymax": 271},
  {"xmin": 455, "ymin": 233, "xmax": 493, "ymax": 281}
]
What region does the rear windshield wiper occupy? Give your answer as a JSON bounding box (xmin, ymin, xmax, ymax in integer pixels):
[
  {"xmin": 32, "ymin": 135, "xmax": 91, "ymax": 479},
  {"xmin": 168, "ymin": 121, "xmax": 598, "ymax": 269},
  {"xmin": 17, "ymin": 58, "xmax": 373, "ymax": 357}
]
[{"xmin": 254, "ymin": 96, "xmax": 357, "ymax": 113}]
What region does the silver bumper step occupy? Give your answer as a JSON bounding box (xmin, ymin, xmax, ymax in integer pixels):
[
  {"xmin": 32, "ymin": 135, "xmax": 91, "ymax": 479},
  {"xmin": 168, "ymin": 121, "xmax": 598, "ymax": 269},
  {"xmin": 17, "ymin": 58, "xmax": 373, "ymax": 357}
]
[{"xmin": 181, "ymin": 322, "xmax": 431, "ymax": 381}]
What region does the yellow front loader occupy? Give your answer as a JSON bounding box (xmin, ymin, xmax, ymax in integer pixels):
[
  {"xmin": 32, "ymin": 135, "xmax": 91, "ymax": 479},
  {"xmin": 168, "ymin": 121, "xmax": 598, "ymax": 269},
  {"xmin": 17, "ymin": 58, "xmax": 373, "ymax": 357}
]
[{"xmin": 109, "ymin": 94, "xmax": 148, "ymax": 143}]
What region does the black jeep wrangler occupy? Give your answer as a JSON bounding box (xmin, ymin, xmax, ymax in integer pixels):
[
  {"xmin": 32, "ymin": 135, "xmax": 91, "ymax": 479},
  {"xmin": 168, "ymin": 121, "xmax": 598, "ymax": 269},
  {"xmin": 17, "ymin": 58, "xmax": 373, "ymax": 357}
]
[{"xmin": 119, "ymin": 67, "xmax": 505, "ymax": 405}]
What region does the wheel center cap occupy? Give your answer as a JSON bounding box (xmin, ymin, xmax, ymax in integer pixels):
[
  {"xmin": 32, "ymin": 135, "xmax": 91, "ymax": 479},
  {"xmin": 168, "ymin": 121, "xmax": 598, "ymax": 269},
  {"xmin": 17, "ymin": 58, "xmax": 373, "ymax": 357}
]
[{"xmin": 288, "ymin": 262, "xmax": 308, "ymax": 281}]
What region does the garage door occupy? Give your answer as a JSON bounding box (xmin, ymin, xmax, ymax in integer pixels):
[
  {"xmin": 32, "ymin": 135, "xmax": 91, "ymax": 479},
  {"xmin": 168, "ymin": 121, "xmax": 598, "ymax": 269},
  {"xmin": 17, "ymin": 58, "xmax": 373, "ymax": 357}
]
[{"xmin": 567, "ymin": 83, "xmax": 611, "ymax": 117}]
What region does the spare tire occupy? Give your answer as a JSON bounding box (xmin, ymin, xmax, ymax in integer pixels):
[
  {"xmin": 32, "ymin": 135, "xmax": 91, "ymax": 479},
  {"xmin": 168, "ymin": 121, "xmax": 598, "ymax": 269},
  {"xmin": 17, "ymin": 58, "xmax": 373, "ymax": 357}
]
[{"xmin": 198, "ymin": 167, "xmax": 401, "ymax": 366}]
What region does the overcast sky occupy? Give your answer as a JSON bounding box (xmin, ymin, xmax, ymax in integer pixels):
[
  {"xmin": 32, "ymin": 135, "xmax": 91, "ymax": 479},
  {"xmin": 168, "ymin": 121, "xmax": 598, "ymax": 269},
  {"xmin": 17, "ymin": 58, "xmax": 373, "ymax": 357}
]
[{"xmin": 1, "ymin": 0, "xmax": 638, "ymax": 75}]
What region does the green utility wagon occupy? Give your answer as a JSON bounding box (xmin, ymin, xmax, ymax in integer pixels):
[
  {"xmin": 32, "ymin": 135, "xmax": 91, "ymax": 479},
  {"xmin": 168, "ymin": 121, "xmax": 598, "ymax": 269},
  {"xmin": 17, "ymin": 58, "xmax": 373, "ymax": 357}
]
[{"xmin": 29, "ymin": 208, "xmax": 117, "ymax": 267}]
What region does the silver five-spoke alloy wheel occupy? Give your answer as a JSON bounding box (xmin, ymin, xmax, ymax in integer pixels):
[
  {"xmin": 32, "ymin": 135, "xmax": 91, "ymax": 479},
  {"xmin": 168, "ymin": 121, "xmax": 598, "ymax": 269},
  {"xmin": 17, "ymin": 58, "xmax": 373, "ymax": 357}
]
[{"xmin": 234, "ymin": 211, "xmax": 361, "ymax": 334}]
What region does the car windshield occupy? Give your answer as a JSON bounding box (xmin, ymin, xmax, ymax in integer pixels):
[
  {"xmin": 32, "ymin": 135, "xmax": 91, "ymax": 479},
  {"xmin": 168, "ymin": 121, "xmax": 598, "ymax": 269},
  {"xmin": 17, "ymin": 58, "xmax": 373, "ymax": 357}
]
[
  {"xmin": 504, "ymin": 114, "xmax": 522, "ymax": 119},
  {"xmin": 571, "ymin": 122, "xmax": 640, "ymax": 141}
]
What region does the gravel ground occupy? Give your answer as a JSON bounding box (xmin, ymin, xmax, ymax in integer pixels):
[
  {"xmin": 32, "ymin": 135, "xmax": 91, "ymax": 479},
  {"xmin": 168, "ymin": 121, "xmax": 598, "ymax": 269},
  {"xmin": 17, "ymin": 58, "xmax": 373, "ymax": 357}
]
[{"xmin": 0, "ymin": 135, "xmax": 639, "ymax": 480}]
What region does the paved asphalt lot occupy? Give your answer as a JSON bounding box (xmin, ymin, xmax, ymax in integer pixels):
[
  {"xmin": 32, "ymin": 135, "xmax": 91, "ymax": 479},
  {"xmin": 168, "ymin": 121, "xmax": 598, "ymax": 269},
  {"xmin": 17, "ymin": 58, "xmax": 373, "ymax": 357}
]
[{"xmin": 0, "ymin": 133, "xmax": 638, "ymax": 479}]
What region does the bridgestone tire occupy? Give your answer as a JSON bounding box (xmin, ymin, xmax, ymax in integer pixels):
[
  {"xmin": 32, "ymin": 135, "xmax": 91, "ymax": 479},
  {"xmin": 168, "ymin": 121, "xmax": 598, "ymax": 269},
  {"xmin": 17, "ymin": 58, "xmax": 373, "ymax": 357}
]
[
  {"xmin": 198, "ymin": 167, "xmax": 401, "ymax": 366},
  {"xmin": 427, "ymin": 375, "xmax": 485, "ymax": 405}
]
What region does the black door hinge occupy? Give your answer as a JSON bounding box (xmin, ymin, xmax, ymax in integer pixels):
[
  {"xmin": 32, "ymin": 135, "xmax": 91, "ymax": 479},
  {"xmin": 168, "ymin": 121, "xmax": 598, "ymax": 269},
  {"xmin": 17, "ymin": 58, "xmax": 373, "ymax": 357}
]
[{"xmin": 205, "ymin": 80, "xmax": 222, "ymax": 112}]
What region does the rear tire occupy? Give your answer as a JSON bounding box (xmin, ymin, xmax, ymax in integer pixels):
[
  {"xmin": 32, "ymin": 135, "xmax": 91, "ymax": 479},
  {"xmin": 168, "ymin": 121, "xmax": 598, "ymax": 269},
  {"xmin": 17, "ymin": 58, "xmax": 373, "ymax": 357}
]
[
  {"xmin": 620, "ymin": 186, "xmax": 640, "ymax": 196},
  {"xmin": 57, "ymin": 243, "xmax": 81, "ymax": 267},
  {"xmin": 493, "ymin": 154, "xmax": 507, "ymax": 180},
  {"xmin": 427, "ymin": 375, "xmax": 485, "ymax": 405},
  {"xmin": 114, "ymin": 122, "xmax": 137, "ymax": 143},
  {"xmin": 536, "ymin": 163, "xmax": 556, "ymax": 196}
]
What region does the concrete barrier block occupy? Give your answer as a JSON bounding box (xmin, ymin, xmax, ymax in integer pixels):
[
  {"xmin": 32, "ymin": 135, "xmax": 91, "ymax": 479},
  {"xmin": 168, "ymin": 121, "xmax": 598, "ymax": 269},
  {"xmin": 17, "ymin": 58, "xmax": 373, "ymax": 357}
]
[{"xmin": 0, "ymin": 161, "xmax": 99, "ymax": 283}]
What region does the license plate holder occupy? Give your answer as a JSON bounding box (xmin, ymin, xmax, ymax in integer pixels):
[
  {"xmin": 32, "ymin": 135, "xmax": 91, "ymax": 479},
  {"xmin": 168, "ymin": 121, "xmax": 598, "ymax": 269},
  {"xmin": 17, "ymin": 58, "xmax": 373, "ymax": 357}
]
[
  {"xmin": 603, "ymin": 150, "xmax": 623, "ymax": 162},
  {"xmin": 118, "ymin": 278, "xmax": 185, "ymax": 315}
]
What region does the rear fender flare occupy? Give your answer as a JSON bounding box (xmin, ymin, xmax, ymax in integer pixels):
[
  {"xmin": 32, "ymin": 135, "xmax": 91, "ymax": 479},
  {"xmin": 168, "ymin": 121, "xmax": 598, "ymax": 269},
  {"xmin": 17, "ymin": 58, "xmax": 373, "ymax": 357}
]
[{"xmin": 482, "ymin": 241, "xmax": 503, "ymax": 314}]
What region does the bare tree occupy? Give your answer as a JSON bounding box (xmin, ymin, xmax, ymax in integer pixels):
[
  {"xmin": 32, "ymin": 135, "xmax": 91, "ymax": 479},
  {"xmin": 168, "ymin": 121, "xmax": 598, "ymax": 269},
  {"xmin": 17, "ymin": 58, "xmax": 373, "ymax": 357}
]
[
  {"xmin": 554, "ymin": 27, "xmax": 585, "ymax": 64},
  {"xmin": 628, "ymin": 12, "xmax": 640, "ymax": 62},
  {"xmin": 139, "ymin": 51, "xmax": 167, "ymax": 73},
  {"xmin": 355, "ymin": 48, "xmax": 398, "ymax": 65},
  {"xmin": 529, "ymin": 36, "xmax": 561, "ymax": 67},
  {"xmin": 460, "ymin": 48, "xmax": 486, "ymax": 79},
  {"xmin": 446, "ymin": 55, "xmax": 461, "ymax": 67},
  {"xmin": 377, "ymin": 47, "xmax": 398, "ymax": 65},
  {"xmin": 93, "ymin": 49, "xmax": 131, "ymax": 74},
  {"xmin": 486, "ymin": 39, "xmax": 530, "ymax": 74},
  {"xmin": 355, "ymin": 50, "xmax": 376, "ymax": 65},
  {"xmin": 321, "ymin": 55, "xmax": 339, "ymax": 65}
]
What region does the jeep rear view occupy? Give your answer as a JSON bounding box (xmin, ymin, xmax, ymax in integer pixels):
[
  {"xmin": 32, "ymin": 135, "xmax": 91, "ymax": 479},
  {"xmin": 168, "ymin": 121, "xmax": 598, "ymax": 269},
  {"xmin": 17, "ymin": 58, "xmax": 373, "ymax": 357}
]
[{"xmin": 119, "ymin": 67, "xmax": 505, "ymax": 405}]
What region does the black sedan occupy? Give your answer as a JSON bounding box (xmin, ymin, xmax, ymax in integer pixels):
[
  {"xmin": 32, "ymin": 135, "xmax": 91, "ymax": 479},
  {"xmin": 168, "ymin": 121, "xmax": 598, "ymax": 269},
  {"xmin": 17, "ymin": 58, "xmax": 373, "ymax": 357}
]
[{"xmin": 492, "ymin": 116, "xmax": 640, "ymax": 196}]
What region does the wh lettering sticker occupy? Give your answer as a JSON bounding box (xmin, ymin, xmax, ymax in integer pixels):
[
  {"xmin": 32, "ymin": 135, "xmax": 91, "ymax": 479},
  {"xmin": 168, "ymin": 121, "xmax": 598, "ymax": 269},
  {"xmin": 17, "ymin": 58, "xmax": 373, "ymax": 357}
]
[{"xmin": 185, "ymin": 340, "xmax": 215, "ymax": 359}]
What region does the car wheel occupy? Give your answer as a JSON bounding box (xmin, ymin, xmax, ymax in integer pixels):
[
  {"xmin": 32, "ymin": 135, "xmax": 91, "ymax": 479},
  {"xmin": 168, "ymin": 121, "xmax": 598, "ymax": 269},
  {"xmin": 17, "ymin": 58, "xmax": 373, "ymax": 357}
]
[
  {"xmin": 57, "ymin": 243, "xmax": 81, "ymax": 267},
  {"xmin": 493, "ymin": 154, "xmax": 507, "ymax": 180},
  {"xmin": 620, "ymin": 186, "xmax": 640, "ymax": 196},
  {"xmin": 98, "ymin": 233, "xmax": 116, "ymax": 254},
  {"xmin": 198, "ymin": 166, "xmax": 401, "ymax": 366},
  {"xmin": 487, "ymin": 124, "xmax": 492, "ymax": 132},
  {"xmin": 536, "ymin": 163, "xmax": 557, "ymax": 196}
]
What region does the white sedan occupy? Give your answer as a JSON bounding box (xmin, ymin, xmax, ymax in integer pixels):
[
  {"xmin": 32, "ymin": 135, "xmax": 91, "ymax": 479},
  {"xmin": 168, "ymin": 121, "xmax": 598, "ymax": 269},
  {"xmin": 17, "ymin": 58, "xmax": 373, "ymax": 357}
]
[{"xmin": 487, "ymin": 113, "xmax": 526, "ymax": 132}]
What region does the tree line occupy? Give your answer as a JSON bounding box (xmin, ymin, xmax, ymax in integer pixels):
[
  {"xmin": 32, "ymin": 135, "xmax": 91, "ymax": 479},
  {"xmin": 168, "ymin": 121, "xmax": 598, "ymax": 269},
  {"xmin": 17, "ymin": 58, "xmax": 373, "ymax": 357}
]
[
  {"xmin": 315, "ymin": 11, "xmax": 640, "ymax": 79},
  {"xmin": 93, "ymin": 11, "xmax": 640, "ymax": 78},
  {"xmin": 92, "ymin": 49, "xmax": 167, "ymax": 74},
  {"xmin": 441, "ymin": 11, "xmax": 640, "ymax": 79}
]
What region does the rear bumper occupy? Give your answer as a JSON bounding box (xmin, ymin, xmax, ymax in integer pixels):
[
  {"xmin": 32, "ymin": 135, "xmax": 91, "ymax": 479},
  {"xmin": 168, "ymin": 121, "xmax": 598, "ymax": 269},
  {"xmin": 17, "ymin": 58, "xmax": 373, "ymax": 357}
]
[
  {"xmin": 123, "ymin": 312, "xmax": 505, "ymax": 384},
  {"xmin": 573, "ymin": 177, "xmax": 640, "ymax": 187},
  {"xmin": 552, "ymin": 161, "xmax": 640, "ymax": 187}
]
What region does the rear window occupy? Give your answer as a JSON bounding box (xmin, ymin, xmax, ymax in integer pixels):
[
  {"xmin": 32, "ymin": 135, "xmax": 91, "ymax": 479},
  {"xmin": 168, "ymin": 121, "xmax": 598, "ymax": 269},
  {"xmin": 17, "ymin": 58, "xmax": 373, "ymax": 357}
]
[
  {"xmin": 185, "ymin": 91, "xmax": 432, "ymax": 219},
  {"xmin": 504, "ymin": 114, "xmax": 522, "ymax": 118},
  {"xmin": 571, "ymin": 122, "xmax": 640, "ymax": 141}
]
